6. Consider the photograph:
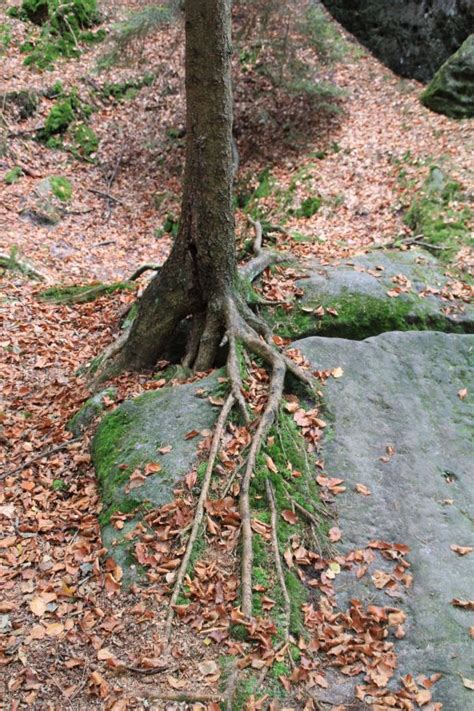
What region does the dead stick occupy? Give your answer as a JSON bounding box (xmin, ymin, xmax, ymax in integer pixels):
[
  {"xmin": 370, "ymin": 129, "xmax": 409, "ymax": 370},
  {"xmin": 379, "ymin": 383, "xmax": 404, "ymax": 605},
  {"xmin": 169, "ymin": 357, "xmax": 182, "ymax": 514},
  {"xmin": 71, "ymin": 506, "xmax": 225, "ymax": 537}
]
[
  {"xmin": 164, "ymin": 394, "xmax": 235, "ymax": 641},
  {"xmin": 1, "ymin": 439, "xmax": 80, "ymax": 480}
]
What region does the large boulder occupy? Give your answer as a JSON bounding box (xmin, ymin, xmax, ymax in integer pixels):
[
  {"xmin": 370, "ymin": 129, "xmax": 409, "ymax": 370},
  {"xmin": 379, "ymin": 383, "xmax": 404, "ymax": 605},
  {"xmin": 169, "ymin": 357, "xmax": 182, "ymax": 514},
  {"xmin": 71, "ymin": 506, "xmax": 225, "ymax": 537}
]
[
  {"xmin": 296, "ymin": 332, "xmax": 474, "ymax": 708},
  {"xmin": 421, "ymin": 34, "xmax": 474, "ymax": 118},
  {"xmin": 263, "ymin": 249, "xmax": 473, "ymax": 340},
  {"xmin": 92, "ymin": 373, "xmax": 219, "ymax": 581},
  {"xmin": 322, "ymin": 0, "xmax": 474, "ymax": 82}
]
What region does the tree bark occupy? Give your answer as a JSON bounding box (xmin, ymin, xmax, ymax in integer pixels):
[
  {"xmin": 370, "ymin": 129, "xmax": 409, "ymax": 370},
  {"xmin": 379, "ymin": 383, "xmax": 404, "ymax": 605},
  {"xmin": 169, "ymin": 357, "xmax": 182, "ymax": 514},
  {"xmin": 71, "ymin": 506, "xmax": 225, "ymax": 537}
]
[{"xmin": 116, "ymin": 0, "xmax": 236, "ymax": 372}]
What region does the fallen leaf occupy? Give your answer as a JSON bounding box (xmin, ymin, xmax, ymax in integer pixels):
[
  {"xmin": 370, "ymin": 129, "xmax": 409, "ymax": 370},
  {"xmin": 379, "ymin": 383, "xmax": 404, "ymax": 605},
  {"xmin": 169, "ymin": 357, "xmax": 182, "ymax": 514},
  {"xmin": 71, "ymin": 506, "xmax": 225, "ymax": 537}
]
[
  {"xmin": 198, "ymin": 660, "xmax": 219, "ymax": 676},
  {"xmin": 329, "ymin": 526, "xmax": 342, "ymax": 542},
  {"xmin": 450, "ymin": 544, "xmax": 473, "ymax": 556},
  {"xmin": 355, "ymin": 483, "xmax": 371, "ymax": 496},
  {"xmin": 45, "ymin": 622, "xmax": 64, "ymax": 637},
  {"xmin": 281, "ymin": 509, "xmax": 298, "ymax": 525},
  {"xmin": 331, "ymin": 367, "xmax": 344, "ymax": 378},
  {"xmin": 458, "ymin": 388, "xmax": 468, "ymax": 400},
  {"xmin": 266, "ymin": 455, "xmax": 278, "ymax": 473},
  {"xmin": 452, "ymin": 599, "xmax": 474, "ymax": 610},
  {"xmin": 29, "ymin": 597, "xmax": 47, "ymax": 617},
  {"xmin": 167, "ymin": 675, "xmax": 187, "ymax": 689},
  {"xmin": 462, "ymin": 677, "xmax": 474, "ymax": 690}
]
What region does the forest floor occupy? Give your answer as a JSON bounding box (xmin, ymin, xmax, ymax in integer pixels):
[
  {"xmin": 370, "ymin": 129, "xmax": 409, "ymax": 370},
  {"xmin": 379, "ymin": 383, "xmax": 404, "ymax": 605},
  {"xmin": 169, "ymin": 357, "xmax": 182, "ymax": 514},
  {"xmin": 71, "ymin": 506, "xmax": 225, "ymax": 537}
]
[{"xmin": 0, "ymin": 1, "xmax": 472, "ymax": 710}]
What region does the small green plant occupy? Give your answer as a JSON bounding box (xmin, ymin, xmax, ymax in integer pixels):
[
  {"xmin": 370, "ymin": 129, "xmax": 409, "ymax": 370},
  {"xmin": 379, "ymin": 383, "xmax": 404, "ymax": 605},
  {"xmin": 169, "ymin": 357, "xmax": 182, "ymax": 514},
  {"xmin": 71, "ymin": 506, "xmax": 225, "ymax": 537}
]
[
  {"xmin": 292, "ymin": 195, "xmax": 321, "ymax": 218},
  {"xmin": 0, "ymin": 22, "xmax": 12, "ymax": 53},
  {"xmin": 42, "ymin": 96, "xmax": 76, "ymax": 135},
  {"xmin": 4, "ymin": 167, "xmax": 24, "ymax": 185},
  {"xmin": 52, "ymin": 478, "xmax": 69, "ymax": 492},
  {"xmin": 72, "ymin": 123, "xmax": 98, "ymax": 158},
  {"xmin": 50, "ymin": 175, "xmax": 72, "ymax": 201}
]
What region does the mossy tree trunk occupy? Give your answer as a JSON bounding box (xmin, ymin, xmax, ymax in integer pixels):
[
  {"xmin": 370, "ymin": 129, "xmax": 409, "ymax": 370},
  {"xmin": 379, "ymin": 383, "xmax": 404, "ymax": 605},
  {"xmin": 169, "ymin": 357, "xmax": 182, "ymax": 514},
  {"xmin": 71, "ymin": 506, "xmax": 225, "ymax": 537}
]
[{"xmin": 114, "ymin": 0, "xmax": 237, "ymax": 373}]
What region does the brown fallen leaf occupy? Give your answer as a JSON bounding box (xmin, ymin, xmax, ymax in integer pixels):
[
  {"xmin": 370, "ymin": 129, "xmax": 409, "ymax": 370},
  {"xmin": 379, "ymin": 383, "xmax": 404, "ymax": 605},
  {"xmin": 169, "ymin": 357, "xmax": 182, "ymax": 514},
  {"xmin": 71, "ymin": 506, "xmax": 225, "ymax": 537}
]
[
  {"xmin": 281, "ymin": 509, "xmax": 298, "ymax": 525},
  {"xmin": 331, "ymin": 367, "xmax": 344, "ymax": 378},
  {"xmin": 266, "ymin": 455, "xmax": 278, "ymax": 473},
  {"xmin": 458, "ymin": 388, "xmax": 468, "ymax": 400},
  {"xmin": 355, "ymin": 483, "xmax": 371, "ymax": 496},
  {"xmin": 45, "ymin": 622, "xmax": 64, "ymax": 637},
  {"xmin": 29, "ymin": 597, "xmax": 47, "ymax": 617},
  {"xmin": 450, "ymin": 544, "xmax": 473, "ymax": 556},
  {"xmin": 167, "ymin": 675, "xmax": 187, "ymax": 689},
  {"xmin": 184, "ymin": 429, "xmax": 199, "ymax": 440},
  {"xmin": 329, "ymin": 526, "xmax": 342, "ymax": 542},
  {"xmin": 462, "ymin": 677, "xmax": 474, "ymax": 690},
  {"xmin": 452, "ymin": 599, "xmax": 474, "ymax": 610}
]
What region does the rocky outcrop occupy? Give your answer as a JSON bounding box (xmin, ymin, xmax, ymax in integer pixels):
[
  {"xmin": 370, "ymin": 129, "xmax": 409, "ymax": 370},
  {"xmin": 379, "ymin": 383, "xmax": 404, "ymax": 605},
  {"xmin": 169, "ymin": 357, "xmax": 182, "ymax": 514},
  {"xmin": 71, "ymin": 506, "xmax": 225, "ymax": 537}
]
[
  {"xmin": 322, "ymin": 0, "xmax": 474, "ymax": 82},
  {"xmin": 421, "ymin": 34, "xmax": 474, "ymax": 117},
  {"xmin": 297, "ymin": 332, "xmax": 474, "ymax": 708}
]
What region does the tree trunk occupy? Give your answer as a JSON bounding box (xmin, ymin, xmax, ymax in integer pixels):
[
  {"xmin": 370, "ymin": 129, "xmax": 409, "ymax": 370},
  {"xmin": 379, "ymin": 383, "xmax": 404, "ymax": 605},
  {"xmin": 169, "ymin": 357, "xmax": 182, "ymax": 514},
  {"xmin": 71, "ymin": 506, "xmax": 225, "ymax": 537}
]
[{"xmin": 117, "ymin": 0, "xmax": 236, "ymax": 373}]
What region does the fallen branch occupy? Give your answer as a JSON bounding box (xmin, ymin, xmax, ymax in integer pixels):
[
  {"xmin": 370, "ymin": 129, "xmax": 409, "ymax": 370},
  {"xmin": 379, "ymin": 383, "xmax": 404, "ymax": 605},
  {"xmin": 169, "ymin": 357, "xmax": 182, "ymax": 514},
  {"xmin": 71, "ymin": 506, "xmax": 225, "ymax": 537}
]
[
  {"xmin": 164, "ymin": 393, "xmax": 235, "ymax": 641},
  {"xmin": 0, "ymin": 251, "xmax": 48, "ymax": 282},
  {"xmin": 87, "ymin": 188, "xmax": 125, "ymax": 206},
  {"xmin": 137, "ymin": 689, "xmax": 223, "ymax": 703},
  {"xmin": 1, "ymin": 439, "xmax": 80, "ymax": 480}
]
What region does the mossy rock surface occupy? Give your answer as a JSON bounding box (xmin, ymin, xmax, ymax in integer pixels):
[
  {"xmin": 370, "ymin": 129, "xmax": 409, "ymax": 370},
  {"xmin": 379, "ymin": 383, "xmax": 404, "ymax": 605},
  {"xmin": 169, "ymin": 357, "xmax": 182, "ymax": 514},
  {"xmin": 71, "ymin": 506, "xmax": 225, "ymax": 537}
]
[
  {"xmin": 263, "ymin": 249, "xmax": 473, "ymax": 340},
  {"xmin": 67, "ymin": 387, "xmax": 116, "ymax": 437},
  {"xmin": 421, "ymin": 34, "xmax": 474, "ymax": 118},
  {"xmin": 92, "ymin": 373, "xmax": 219, "ymax": 581},
  {"xmin": 296, "ymin": 332, "xmax": 474, "ymax": 707}
]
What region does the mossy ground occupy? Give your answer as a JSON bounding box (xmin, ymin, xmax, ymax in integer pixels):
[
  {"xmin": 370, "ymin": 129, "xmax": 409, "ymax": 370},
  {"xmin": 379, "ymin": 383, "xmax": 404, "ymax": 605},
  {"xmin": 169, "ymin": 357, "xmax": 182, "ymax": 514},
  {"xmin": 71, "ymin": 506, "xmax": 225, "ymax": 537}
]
[{"xmin": 10, "ymin": 0, "xmax": 105, "ymax": 70}]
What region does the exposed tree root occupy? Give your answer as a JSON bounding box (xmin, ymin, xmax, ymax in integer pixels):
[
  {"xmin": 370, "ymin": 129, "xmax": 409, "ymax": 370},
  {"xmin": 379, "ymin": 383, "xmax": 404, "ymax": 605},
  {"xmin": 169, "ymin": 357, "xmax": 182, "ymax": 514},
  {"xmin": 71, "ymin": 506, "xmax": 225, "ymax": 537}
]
[
  {"xmin": 164, "ymin": 393, "xmax": 235, "ymax": 642},
  {"xmin": 137, "ymin": 689, "xmax": 223, "ymax": 703},
  {"xmin": 128, "ymin": 263, "xmax": 161, "ymax": 281},
  {"xmin": 266, "ymin": 479, "xmax": 291, "ymax": 641}
]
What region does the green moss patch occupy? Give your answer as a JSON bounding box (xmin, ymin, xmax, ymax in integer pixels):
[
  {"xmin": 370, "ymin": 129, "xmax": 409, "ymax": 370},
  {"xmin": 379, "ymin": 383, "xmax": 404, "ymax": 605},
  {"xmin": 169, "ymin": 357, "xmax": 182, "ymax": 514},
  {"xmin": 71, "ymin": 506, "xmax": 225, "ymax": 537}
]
[
  {"xmin": 38, "ymin": 280, "xmax": 134, "ymax": 304},
  {"xmin": 264, "ymin": 290, "xmax": 463, "ymax": 341},
  {"xmin": 403, "ymin": 167, "xmax": 473, "ymax": 264},
  {"xmin": 11, "ymin": 0, "xmax": 105, "ymax": 70}
]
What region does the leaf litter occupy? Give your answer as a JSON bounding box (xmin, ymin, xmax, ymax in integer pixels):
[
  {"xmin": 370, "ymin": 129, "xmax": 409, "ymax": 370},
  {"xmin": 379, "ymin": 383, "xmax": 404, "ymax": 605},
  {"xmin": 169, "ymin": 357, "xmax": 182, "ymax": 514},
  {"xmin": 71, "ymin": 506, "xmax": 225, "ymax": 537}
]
[{"xmin": 1, "ymin": 1, "xmax": 472, "ymax": 709}]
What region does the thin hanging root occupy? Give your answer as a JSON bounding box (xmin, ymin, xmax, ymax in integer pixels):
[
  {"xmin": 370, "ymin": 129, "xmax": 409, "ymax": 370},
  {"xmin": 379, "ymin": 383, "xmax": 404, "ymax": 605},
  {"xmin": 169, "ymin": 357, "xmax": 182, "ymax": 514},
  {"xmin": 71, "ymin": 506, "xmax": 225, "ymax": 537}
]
[
  {"xmin": 164, "ymin": 394, "xmax": 235, "ymax": 642},
  {"xmin": 227, "ymin": 332, "xmax": 249, "ymax": 424},
  {"xmin": 266, "ymin": 480, "xmax": 291, "ymax": 641},
  {"xmin": 238, "ymin": 333, "xmax": 286, "ymax": 617},
  {"xmin": 223, "ymin": 296, "xmax": 314, "ymax": 617}
]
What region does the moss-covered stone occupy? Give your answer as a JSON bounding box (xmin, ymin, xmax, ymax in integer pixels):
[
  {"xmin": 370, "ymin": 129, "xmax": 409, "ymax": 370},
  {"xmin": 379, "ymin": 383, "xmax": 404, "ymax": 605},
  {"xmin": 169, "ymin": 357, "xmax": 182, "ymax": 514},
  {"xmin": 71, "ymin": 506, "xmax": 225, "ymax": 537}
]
[
  {"xmin": 421, "ymin": 34, "xmax": 474, "ymax": 119},
  {"xmin": 403, "ymin": 167, "xmax": 473, "ymax": 261},
  {"xmin": 92, "ymin": 374, "xmax": 219, "ymax": 578},
  {"xmin": 12, "ymin": 0, "xmax": 104, "ymax": 70},
  {"xmin": 67, "ymin": 387, "xmax": 116, "ymax": 437},
  {"xmin": 261, "ymin": 249, "xmax": 473, "ymax": 340}
]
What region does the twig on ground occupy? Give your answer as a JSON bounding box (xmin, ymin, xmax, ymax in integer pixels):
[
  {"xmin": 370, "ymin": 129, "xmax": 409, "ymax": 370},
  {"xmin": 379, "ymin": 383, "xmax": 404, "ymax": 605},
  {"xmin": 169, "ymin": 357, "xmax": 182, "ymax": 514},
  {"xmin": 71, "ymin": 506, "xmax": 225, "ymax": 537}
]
[
  {"xmin": 87, "ymin": 188, "xmax": 125, "ymax": 206},
  {"xmin": 137, "ymin": 689, "xmax": 223, "ymax": 703},
  {"xmin": 1, "ymin": 439, "xmax": 80, "ymax": 480},
  {"xmin": 164, "ymin": 394, "xmax": 235, "ymax": 642}
]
